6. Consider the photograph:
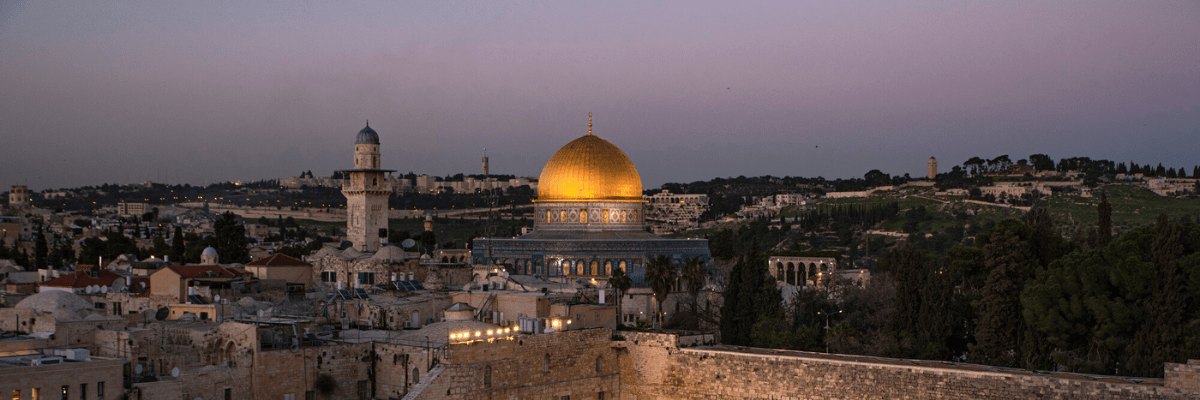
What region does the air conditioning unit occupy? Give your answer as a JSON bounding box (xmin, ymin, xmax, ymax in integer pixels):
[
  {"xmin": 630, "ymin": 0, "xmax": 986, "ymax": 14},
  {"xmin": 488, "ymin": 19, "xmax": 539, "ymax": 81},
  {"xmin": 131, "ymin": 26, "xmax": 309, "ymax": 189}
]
[
  {"xmin": 20, "ymin": 357, "xmax": 64, "ymax": 366},
  {"xmin": 64, "ymin": 349, "xmax": 89, "ymax": 361},
  {"xmin": 45, "ymin": 348, "xmax": 89, "ymax": 360}
]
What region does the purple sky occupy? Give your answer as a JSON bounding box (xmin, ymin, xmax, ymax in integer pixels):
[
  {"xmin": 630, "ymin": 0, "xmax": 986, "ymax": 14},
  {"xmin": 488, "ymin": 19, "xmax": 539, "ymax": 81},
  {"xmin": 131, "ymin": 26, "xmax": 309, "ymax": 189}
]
[{"xmin": 2, "ymin": 1, "xmax": 1198, "ymax": 191}]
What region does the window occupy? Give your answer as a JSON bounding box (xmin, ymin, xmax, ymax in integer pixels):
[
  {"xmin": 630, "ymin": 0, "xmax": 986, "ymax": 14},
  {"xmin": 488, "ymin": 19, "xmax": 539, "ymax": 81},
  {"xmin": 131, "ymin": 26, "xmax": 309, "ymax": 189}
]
[
  {"xmin": 12, "ymin": 390, "xmax": 20, "ymax": 400},
  {"xmin": 305, "ymin": 391, "xmax": 314, "ymax": 400},
  {"xmin": 595, "ymin": 356, "xmax": 603, "ymax": 373},
  {"xmin": 543, "ymin": 354, "xmax": 550, "ymax": 373},
  {"xmin": 356, "ymin": 380, "xmax": 368, "ymax": 400},
  {"xmin": 79, "ymin": 384, "xmax": 86, "ymax": 400},
  {"xmin": 598, "ymin": 392, "xmax": 605, "ymax": 400},
  {"xmin": 483, "ymin": 366, "xmax": 492, "ymax": 387},
  {"xmin": 97, "ymin": 382, "xmax": 104, "ymax": 399},
  {"xmin": 30, "ymin": 388, "xmax": 40, "ymax": 400},
  {"xmin": 284, "ymin": 394, "xmax": 295, "ymax": 400},
  {"xmin": 60, "ymin": 385, "xmax": 67, "ymax": 400},
  {"xmin": 224, "ymin": 388, "xmax": 231, "ymax": 400},
  {"xmin": 320, "ymin": 271, "xmax": 337, "ymax": 283}
]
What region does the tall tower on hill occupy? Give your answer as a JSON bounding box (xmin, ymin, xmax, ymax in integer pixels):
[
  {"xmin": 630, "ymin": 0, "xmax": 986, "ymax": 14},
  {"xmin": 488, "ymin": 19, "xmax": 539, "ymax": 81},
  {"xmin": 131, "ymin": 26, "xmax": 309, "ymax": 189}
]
[
  {"xmin": 927, "ymin": 157, "xmax": 938, "ymax": 179},
  {"xmin": 342, "ymin": 122, "xmax": 394, "ymax": 252}
]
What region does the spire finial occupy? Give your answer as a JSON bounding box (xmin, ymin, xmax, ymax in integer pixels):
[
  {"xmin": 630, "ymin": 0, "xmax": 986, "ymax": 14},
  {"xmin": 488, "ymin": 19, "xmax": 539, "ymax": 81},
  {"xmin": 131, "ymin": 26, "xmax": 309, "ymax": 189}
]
[
  {"xmin": 588, "ymin": 112, "xmax": 593, "ymax": 135},
  {"xmin": 366, "ymin": 119, "xmax": 369, "ymax": 127}
]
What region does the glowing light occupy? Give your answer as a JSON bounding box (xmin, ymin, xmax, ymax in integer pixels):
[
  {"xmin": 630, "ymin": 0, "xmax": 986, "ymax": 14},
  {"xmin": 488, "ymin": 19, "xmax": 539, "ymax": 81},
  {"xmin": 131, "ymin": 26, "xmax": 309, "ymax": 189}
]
[
  {"xmin": 487, "ymin": 330, "xmax": 494, "ymax": 335},
  {"xmin": 475, "ymin": 331, "xmax": 481, "ymax": 337}
]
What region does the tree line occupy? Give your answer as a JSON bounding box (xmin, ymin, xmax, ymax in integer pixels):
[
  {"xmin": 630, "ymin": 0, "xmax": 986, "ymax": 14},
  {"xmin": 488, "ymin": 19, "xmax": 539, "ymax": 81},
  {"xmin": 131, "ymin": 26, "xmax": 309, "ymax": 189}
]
[{"xmin": 719, "ymin": 197, "xmax": 1200, "ymax": 377}]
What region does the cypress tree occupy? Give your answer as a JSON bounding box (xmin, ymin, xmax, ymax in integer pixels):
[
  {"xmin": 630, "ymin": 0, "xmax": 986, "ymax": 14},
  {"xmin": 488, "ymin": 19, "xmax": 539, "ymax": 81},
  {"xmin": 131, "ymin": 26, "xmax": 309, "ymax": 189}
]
[
  {"xmin": 969, "ymin": 227, "xmax": 1030, "ymax": 367},
  {"xmin": 171, "ymin": 226, "xmax": 185, "ymax": 264},
  {"xmin": 1096, "ymin": 192, "xmax": 1112, "ymax": 248},
  {"xmin": 34, "ymin": 227, "xmax": 48, "ymax": 270}
]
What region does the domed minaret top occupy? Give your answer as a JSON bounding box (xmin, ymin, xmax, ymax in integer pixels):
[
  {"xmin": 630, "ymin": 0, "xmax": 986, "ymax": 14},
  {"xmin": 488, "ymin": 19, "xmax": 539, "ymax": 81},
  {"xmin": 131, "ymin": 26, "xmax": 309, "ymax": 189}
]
[{"xmin": 356, "ymin": 121, "xmax": 380, "ymax": 144}]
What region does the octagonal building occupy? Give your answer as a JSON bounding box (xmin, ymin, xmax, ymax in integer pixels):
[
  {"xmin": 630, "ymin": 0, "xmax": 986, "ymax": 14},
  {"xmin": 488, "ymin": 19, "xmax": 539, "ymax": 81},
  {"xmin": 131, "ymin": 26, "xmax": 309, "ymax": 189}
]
[{"xmin": 472, "ymin": 117, "xmax": 710, "ymax": 286}]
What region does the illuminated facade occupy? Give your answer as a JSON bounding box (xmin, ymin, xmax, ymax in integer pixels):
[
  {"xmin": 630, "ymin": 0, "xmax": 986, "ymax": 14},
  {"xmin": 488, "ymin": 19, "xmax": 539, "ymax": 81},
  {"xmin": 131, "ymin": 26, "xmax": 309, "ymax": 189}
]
[{"xmin": 473, "ymin": 115, "xmax": 709, "ymax": 286}]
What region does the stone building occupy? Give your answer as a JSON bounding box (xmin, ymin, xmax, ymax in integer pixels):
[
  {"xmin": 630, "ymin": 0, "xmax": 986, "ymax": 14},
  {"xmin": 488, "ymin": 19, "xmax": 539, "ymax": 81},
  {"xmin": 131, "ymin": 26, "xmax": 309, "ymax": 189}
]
[
  {"xmin": 244, "ymin": 253, "xmax": 313, "ymax": 290},
  {"xmin": 928, "ymin": 156, "xmax": 937, "ymax": 179},
  {"xmin": 7, "ymin": 185, "xmax": 29, "ymax": 210},
  {"xmin": 643, "ymin": 190, "xmax": 709, "ymax": 234},
  {"xmin": 768, "ymin": 256, "xmax": 839, "ymax": 287}
]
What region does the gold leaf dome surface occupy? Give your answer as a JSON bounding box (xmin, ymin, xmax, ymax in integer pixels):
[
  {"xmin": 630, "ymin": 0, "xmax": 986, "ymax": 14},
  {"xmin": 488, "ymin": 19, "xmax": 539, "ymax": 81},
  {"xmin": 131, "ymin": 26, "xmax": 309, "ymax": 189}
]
[{"xmin": 538, "ymin": 134, "xmax": 643, "ymax": 202}]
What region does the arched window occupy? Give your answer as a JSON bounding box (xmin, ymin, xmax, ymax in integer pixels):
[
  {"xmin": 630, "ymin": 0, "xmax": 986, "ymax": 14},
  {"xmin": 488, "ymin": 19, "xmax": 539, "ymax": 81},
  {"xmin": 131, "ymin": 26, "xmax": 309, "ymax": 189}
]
[
  {"xmin": 484, "ymin": 365, "xmax": 492, "ymax": 387},
  {"xmin": 604, "ymin": 261, "xmax": 612, "ymax": 276},
  {"xmin": 787, "ymin": 262, "xmax": 795, "ymax": 285},
  {"xmin": 543, "ymin": 354, "xmax": 550, "ymax": 373},
  {"xmin": 595, "ymin": 356, "xmax": 603, "ymax": 374},
  {"xmin": 618, "ymin": 261, "xmax": 626, "ymax": 272},
  {"xmin": 590, "ymin": 260, "xmax": 598, "ymax": 275},
  {"xmin": 776, "ymin": 262, "xmax": 784, "ymax": 281},
  {"xmin": 413, "ymin": 367, "xmax": 420, "ymax": 383}
]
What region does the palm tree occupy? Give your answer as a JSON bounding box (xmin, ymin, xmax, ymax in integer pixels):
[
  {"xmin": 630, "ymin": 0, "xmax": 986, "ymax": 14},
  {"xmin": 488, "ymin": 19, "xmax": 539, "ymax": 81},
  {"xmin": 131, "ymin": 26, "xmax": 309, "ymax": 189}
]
[
  {"xmin": 645, "ymin": 254, "xmax": 677, "ymax": 329},
  {"xmin": 608, "ymin": 265, "xmax": 632, "ymax": 329},
  {"xmin": 680, "ymin": 256, "xmax": 706, "ymax": 313}
]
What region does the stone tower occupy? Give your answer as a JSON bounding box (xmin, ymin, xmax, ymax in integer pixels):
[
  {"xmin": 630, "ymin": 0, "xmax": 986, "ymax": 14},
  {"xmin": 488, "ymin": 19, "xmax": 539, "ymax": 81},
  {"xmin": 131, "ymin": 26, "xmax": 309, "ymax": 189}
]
[
  {"xmin": 8, "ymin": 185, "xmax": 28, "ymax": 209},
  {"xmin": 342, "ymin": 123, "xmax": 394, "ymax": 252},
  {"xmin": 927, "ymin": 157, "xmax": 937, "ymax": 179}
]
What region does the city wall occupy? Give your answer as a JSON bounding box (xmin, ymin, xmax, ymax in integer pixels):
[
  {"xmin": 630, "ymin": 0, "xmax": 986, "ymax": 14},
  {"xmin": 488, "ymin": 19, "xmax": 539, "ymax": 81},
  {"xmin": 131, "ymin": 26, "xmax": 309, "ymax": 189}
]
[
  {"xmin": 408, "ymin": 328, "xmax": 620, "ymax": 400},
  {"xmin": 618, "ymin": 332, "xmax": 1200, "ymax": 400}
]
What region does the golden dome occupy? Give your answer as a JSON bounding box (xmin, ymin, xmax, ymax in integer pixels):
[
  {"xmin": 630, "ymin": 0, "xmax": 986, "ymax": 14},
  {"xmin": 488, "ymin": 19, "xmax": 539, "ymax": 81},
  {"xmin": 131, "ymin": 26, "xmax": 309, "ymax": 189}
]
[{"xmin": 538, "ymin": 134, "xmax": 643, "ymax": 202}]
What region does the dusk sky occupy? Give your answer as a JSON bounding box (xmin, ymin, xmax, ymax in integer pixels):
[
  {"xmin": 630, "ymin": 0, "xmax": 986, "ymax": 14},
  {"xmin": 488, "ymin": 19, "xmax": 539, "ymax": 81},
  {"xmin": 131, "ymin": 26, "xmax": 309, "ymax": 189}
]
[{"xmin": 2, "ymin": 1, "xmax": 1198, "ymax": 191}]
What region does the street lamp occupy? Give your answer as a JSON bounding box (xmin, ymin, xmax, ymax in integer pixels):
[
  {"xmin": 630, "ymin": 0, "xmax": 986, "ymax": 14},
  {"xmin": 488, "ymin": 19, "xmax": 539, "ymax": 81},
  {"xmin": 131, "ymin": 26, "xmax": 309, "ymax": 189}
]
[{"xmin": 816, "ymin": 309, "xmax": 843, "ymax": 353}]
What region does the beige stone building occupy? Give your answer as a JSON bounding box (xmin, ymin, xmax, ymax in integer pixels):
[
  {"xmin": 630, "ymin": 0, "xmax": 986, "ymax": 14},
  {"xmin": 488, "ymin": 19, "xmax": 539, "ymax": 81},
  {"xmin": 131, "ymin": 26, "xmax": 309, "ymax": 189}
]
[{"xmin": 244, "ymin": 253, "xmax": 313, "ymax": 289}]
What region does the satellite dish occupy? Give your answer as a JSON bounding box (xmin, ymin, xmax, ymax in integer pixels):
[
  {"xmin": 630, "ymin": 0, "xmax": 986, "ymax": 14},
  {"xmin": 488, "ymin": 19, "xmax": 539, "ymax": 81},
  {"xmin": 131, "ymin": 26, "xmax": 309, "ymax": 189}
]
[
  {"xmin": 171, "ymin": 367, "xmax": 180, "ymax": 377},
  {"xmin": 214, "ymin": 294, "xmax": 221, "ymax": 303},
  {"xmin": 401, "ymin": 238, "xmax": 416, "ymax": 249},
  {"xmin": 155, "ymin": 307, "xmax": 170, "ymax": 321},
  {"xmin": 135, "ymin": 364, "xmax": 143, "ymax": 374},
  {"xmin": 257, "ymin": 310, "xmax": 264, "ymax": 318},
  {"xmin": 85, "ymin": 286, "xmax": 94, "ymax": 294},
  {"xmin": 100, "ymin": 286, "xmax": 108, "ymax": 293}
]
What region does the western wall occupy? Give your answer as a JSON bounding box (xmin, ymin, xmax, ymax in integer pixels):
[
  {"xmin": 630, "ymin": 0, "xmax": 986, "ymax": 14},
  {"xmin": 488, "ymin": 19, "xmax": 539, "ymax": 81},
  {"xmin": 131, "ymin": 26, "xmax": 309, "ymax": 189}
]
[{"xmin": 405, "ymin": 329, "xmax": 1200, "ymax": 399}]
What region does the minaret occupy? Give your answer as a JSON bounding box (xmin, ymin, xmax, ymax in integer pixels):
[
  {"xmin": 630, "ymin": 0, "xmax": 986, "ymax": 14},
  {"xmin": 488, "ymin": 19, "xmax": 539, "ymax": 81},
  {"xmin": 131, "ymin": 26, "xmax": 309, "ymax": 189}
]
[
  {"xmin": 342, "ymin": 122, "xmax": 394, "ymax": 252},
  {"xmin": 482, "ymin": 148, "xmax": 489, "ymax": 177},
  {"xmin": 927, "ymin": 157, "xmax": 938, "ymax": 179}
]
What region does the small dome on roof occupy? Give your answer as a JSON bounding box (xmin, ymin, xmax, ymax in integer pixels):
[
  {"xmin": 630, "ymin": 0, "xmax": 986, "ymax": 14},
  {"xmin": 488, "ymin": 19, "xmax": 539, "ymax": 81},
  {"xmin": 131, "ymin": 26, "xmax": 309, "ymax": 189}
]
[
  {"xmin": 201, "ymin": 247, "xmax": 219, "ymax": 256},
  {"xmin": 373, "ymin": 245, "xmax": 405, "ymax": 262},
  {"xmin": 16, "ymin": 291, "xmax": 93, "ymax": 314},
  {"xmin": 356, "ymin": 123, "xmax": 380, "ymax": 144}
]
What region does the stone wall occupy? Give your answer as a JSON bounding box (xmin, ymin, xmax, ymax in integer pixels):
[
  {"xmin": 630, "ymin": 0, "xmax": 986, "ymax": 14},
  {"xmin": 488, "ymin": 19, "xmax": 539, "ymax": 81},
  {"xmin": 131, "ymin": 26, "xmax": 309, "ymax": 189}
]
[
  {"xmin": 618, "ymin": 335, "xmax": 1200, "ymax": 400},
  {"xmin": 250, "ymin": 342, "xmax": 374, "ymax": 400},
  {"xmin": 409, "ymin": 328, "xmax": 621, "ymax": 400}
]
